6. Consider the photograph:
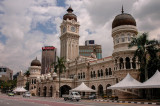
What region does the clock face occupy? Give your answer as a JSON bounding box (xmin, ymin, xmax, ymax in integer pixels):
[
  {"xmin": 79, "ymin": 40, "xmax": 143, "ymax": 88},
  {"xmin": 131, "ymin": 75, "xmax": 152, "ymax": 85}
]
[
  {"xmin": 71, "ymin": 26, "xmax": 76, "ymax": 32},
  {"xmin": 63, "ymin": 26, "xmax": 66, "ymax": 33}
]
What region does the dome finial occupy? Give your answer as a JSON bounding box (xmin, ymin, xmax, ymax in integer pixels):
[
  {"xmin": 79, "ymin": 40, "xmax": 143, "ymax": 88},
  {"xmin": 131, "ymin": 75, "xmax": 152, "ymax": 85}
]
[
  {"xmin": 67, "ymin": 5, "xmax": 73, "ymax": 13},
  {"xmin": 121, "ymin": 5, "xmax": 124, "ymax": 14}
]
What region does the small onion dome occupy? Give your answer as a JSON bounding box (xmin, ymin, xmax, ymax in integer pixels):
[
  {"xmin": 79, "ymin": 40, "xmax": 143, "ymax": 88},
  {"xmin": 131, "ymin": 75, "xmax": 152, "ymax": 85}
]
[
  {"xmin": 40, "ymin": 75, "xmax": 44, "ymax": 80},
  {"xmin": 52, "ymin": 72, "xmax": 57, "ymax": 77},
  {"xmin": 63, "ymin": 6, "xmax": 77, "ymax": 21},
  {"xmin": 112, "ymin": 6, "xmax": 136, "ymax": 29},
  {"xmin": 31, "ymin": 57, "xmax": 41, "ymax": 66}
]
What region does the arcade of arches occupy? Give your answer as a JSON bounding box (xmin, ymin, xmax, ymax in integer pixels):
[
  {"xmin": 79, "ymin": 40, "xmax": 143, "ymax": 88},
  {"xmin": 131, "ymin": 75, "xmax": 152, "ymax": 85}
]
[{"xmin": 114, "ymin": 57, "xmax": 140, "ymax": 71}]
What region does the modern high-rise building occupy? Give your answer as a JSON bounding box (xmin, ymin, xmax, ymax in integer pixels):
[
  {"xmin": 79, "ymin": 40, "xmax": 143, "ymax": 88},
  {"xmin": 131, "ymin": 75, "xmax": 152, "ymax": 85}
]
[
  {"xmin": 79, "ymin": 40, "xmax": 102, "ymax": 59},
  {"xmin": 41, "ymin": 46, "xmax": 56, "ymax": 74},
  {"xmin": 0, "ymin": 66, "xmax": 13, "ymax": 81}
]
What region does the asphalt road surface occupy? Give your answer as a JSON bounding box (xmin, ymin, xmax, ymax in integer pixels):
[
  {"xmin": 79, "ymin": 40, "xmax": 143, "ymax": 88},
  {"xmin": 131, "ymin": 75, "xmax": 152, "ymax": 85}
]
[{"xmin": 0, "ymin": 94, "xmax": 157, "ymax": 106}]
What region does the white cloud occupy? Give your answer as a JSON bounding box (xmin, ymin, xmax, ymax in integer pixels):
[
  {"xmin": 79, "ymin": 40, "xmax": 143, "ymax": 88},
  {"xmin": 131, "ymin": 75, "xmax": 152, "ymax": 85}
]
[{"xmin": 0, "ymin": 0, "xmax": 65, "ymax": 73}]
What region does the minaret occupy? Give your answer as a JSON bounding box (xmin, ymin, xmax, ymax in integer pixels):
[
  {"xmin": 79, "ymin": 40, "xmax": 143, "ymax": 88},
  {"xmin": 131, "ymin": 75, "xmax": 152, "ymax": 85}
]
[{"xmin": 60, "ymin": 6, "xmax": 80, "ymax": 61}]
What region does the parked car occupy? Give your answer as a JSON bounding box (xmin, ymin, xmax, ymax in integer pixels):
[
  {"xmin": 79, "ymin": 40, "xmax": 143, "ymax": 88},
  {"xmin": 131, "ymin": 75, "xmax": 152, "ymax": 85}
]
[
  {"xmin": 8, "ymin": 92, "xmax": 14, "ymax": 96},
  {"xmin": 108, "ymin": 95, "xmax": 118, "ymax": 100},
  {"xmin": 89, "ymin": 94, "xmax": 96, "ymax": 99},
  {"xmin": 23, "ymin": 92, "xmax": 31, "ymax": 97},
  {"xmin": 62, "ymin": 91, "xmax": 81, "ymax": 101}
]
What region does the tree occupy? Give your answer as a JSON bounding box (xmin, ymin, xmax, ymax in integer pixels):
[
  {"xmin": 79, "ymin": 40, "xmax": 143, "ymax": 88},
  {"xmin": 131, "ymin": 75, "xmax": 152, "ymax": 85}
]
[
  {"xmin": 128, "ymin": 33, "xmax": 159, "ymax": 82},
  {"xmin": 54, "ymin": 56, "xmax": 66, "ymax": 97},
  {"xmin": 147, "ymin": 44, "xmax": 160, "ymax": 78},
  {"xmin": 24, "ymin": 70, "xmax": 30, "ymax": 90},
  {"xmin": 0, "ymin": 80, "xmax": 16, "ymax": 93}
]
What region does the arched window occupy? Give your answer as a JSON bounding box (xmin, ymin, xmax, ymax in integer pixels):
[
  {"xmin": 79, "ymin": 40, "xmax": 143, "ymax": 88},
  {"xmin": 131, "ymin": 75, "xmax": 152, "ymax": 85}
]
[
  {"xmin": 83, "ymin": 72, "xmax": 85, "ymax": 78},
  {"xmin": 128, "ymin": 34, "xmax": 131, "ymax": 41},
  {"xmin": 109, "ymin": 68, "xmax": 112, "ymax": 75},
  {"xmin": 81, "ymin": 73, "xmax": 82, "ymax": 79},
  {"xmin": 91, "ymin": 71, "xmax": 93, "ymax": 78},
  {"xmin": 126, "ymin": 57, "xmax": 131, "ymax": 69},
  {"xmin": 119, "ymin": 58, "xmax": 124, "ymax": 69},
  {"xmin": 132, "ymin": 58, "xmax": 136, "ymax": 69},
  {"xmin": 34, "ymin": 79, "xmax": 36, "ymax": 84},
  {"xmin": 105, "ymin": 68, "xmax": 108, "ymax": 76},
  {"xmin": 78, "ymin": 73, "xmax": 80, "ymax": 79},
  {"xmin": 101, "ymin": 69, "xmax": 103, "ymax": 77},
  {"xmin": 98, "ymin": 70, "xmax": 100, "ymax": 77},
  {"xmin": 121, "ymin": 35, "xmax": 125, "ymax": 42},
  {"xmin": 116, "ymin": 38, "xmax": 119, "ymax": 43},
  {"xmin": 32, "ymin": 79, "xmax": 33, "ymax": 84},
  {"xmin": 93, "ymin": 71, "xmax": 96, "ymax": 78}
]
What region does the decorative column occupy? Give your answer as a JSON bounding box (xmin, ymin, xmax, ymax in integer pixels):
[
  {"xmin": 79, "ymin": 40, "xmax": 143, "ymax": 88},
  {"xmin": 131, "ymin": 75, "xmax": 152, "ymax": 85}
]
[
  {"xmin": 130, "ymin": 57, "xmax": 133, "ymax": 69},
  {"xmin": 117, "ymin": 60, "xmax": 120, "ymax": 70},
  {"xmin": 136, "ymin": 57, "xmax": 139, "ymax": 69},
  {"xmin": 124, "ymin": 58, "xmax": 126, "ymax": 69},
  {"xmin": 114, "ymin": 59, "xmax": 117, "ymax": 71},
  {"xmin": 46, "ymin": 86, "xmax": 50, "ymax": 97},
  {"xmin": 40, "ymin": 86, "xmax": 43, "ymax": 97}
]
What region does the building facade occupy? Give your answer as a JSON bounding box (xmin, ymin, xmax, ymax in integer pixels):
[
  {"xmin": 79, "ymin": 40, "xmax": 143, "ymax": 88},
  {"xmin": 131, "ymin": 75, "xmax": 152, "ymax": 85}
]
[
  {"xmin": 41, "ymin": 46, "xmax": 56, "ymax": 74},
  {"xmin": 29, "ymin": 57, "xmax": 41, "ymax": 95},
  {"xmin": 17, "ymin": 71, "xmax": 27, "ymax": 87},
  {"xmin": 0, "ymin": 66, "xmax": 13, "ymax": 81},
  {"xmin": 16, "ymin": 6, "xmax": 142, "ymax": 99},
  {"xmin": 34, "ymin": 7, "xmax": 140, "ymax": 99},
  {"xmin": 79, "ymin": 40, "xmax": 102, "ymax": 59}
]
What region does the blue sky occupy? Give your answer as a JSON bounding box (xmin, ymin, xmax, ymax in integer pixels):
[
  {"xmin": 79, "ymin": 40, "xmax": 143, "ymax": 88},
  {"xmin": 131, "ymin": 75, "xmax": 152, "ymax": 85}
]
[{"xmin": 0, "ymin": 0, "xmax": 160, "ymax": 74}]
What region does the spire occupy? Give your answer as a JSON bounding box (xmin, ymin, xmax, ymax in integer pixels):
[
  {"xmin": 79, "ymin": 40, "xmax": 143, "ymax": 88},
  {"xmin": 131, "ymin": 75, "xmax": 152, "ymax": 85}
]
[
  {"xmin": 67, "ymin": 5, "xmax": 73, "ymax": 13},
  {"xmin": 121, "ymin": 5, "xmax": 124, "ymax": 14}
]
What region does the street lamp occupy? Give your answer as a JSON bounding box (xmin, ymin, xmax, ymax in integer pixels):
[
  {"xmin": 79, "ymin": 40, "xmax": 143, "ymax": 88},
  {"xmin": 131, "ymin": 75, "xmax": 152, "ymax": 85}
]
[{"xmin": 73, "ymin": 74, "xmax": 77, "ymax": 88}]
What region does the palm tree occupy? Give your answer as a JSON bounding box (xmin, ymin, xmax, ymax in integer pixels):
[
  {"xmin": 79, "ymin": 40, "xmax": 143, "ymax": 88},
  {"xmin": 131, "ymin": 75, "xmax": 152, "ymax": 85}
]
[
  {"xmin": 54, "ymin": 56, "xmax": 66, "ymax": 97},
  {"xmin": 24, "ymin": 70, "xmax": 30, "ymax": 90},
  {"xmin": 24, "ymin": 70, "xmax": 30, "ymax": 81},
  {"xmin": 128, "ymin": 33, "xmax": 159, "ymax": 82}
]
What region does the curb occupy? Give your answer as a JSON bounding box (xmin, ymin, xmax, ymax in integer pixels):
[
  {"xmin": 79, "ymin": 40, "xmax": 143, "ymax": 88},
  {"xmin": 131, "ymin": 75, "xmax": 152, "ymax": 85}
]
[{"xmin": 92, "ymin": 99, "xmax": 160, "ymax": 105}]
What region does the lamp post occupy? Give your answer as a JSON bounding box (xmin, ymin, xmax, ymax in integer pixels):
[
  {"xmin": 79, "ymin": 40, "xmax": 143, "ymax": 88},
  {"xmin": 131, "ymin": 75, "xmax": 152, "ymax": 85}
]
[{"xmin": 74, "ymin": 75, "xmax": 77, "ymax": 88}]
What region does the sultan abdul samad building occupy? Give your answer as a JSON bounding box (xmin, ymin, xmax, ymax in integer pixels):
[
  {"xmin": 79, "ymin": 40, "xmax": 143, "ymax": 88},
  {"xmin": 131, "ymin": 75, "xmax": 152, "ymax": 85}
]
[{"xmin": 17, "ymin": 6, "xmax": 141, "ymax": 99}]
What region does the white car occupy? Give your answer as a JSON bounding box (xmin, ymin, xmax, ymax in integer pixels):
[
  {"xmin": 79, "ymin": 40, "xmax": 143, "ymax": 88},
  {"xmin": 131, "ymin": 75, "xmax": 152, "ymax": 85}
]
[
  {"xmin": 23, "ymin": 92, "xmax": 31, "ymax": 97},
  {"xmin": 62, "ymin": 91, "xmax": 81, "ymax": 101}
]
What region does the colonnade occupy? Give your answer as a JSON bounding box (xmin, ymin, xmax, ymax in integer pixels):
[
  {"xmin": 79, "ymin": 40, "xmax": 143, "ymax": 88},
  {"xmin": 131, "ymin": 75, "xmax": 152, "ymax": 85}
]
[{"xmin": 114, "ymin": 57, "xmax": 140, "ymax": 71}]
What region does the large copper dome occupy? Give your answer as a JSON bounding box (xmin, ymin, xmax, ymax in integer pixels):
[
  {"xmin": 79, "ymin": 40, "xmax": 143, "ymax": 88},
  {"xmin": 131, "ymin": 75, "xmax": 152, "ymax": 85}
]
[
  {"xmin": 112, "ymin": 8, "xmax": 136, "ymax": 29},
  {"xmin": 31, "ymin": 57, "xmax": 41, "ymax": 66},
  {"xmin": 63, "ymin": 6, "xmax": 77, "ymax": 21}
]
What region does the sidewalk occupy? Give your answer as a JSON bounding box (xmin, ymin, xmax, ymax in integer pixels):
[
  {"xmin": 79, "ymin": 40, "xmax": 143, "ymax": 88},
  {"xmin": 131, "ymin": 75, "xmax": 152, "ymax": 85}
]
[{"xmin": 92, "ymin": 99, "xmax": 160, "ymax": 105}]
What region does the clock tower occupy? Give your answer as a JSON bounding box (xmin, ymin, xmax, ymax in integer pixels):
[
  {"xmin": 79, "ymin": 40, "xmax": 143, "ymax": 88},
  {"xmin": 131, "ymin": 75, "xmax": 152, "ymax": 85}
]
[{"xmin": 60, "ymin": 6, "xmax": 80, "ymax": 61}]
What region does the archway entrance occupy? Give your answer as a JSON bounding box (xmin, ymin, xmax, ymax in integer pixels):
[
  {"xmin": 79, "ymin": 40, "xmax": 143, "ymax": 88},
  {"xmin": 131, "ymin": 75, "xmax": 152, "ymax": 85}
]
[
  {"xmin": 43, "ymin": 86, "xmax": 47, "ymax": 97},
  {"xmin": 50, "ymin": 86, "xmax": 53, "ymax": 97},
  {"xmin": 91, "ymin": 85, "xmax": 96, "ymax": 90},
  {"xmin": 91, "ymin": 85, "xmax": 96, "ymax": 95},
  {"xmin": 60, "ymin": 85, "xmax": 71, "ymax": 97},
  {"xmin": 106, "ymin": 84, "xmax": 112, "ymax": 96},
  {"xmin": 98, "ymin": 85, "xmax": 103, "ymax": 97}
]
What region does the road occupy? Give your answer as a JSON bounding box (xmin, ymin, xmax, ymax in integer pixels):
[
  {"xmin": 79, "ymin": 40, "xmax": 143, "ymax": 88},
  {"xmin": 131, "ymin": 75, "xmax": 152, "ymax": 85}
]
[{"xmin": 0, "ymin": 94, "xmax": 158, "ymax": 106}]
